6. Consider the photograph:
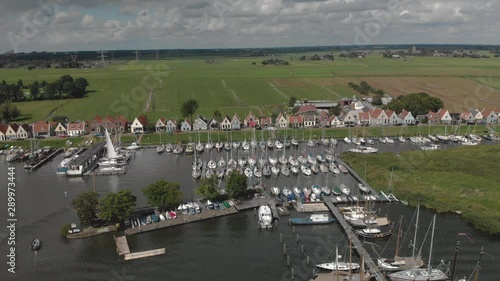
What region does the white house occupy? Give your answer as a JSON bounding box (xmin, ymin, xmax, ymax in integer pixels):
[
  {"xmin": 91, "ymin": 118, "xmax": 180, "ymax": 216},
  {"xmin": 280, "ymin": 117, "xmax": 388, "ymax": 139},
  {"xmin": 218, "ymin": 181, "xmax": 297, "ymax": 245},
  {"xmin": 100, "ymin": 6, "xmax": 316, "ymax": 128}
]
[
  {"xmin": 4, "ymin": 124, "xmax": 18, "ymax": 140},
  {"xmin": 155, "ymin": 117, "xmax": 167, "ymax": 132},
  {"xmin": 231, "ymin": 114, "xmax": 241, "ymax": 130},
  {"xmin": 459, "ymin": 111, "xmax": 475, "ymax": 124},
  {"xmin": 208, "ymin": 118, "xmax": 218, "ymax": 130},
  {"xmin": 481, "ymin": 109, "xmax": 498, "ymax": 124},
  {"xmin": 220, "ymin": 116, "xmax": 232, "ymax": 130},
  {"xmin": 436, "ymin": 108, "xmax": 452, "ymax": 124},
  {"xmin": 166, "ymin": 118, "xmax": 177, "ymax": 132},
  {"xmin": 370, "ymin": 108, "xmax": 389, "ymax": 126},
  {"xmin": 359, "ymin": 112, "xmax": 371, "ymax": 126},
  {"xmin": 399, "ymin": 110, "xmax": 415, "ymax": 125},
  {"xmin": 275, "ymin": 113, "xmax": 288, "ymax": 128},
  {"xmin": 131, "ymin": 116, "xmax": 148, "ymax": 134},
  {"xmin": 328, "ymin": 115, "xmax": 342, "ymax": 127},
  {"xmin": 54, "ymin": 122, "xmax": 67, "ymax": 137},
  {"xmin": 193, "ymin": 116, "xmax": 208, "ymax": 131},
  {"xmin": 342, "ymin": 110, "xmax": 359, "ymax": 126},
  {"xmin": 470, "ymin": 109, "xmax": 483, "ymax": 124},
  {"xmin": 385, "ymin": 110, "xmax": 402, "ymax": 125},
  {"xmin": 16, "ymin": 124, "xmax": 31, "ymax": 139},
  {"xmin": 180, "ymin": 118, "xmax": 192, "ymax": 132},
  {"xmin": 67, "ymin": 122, "xmax": 88, "ymax": 136},
  {"xmin": 0, "ymin": 123, "xmax": 6, "ymax": 141}
]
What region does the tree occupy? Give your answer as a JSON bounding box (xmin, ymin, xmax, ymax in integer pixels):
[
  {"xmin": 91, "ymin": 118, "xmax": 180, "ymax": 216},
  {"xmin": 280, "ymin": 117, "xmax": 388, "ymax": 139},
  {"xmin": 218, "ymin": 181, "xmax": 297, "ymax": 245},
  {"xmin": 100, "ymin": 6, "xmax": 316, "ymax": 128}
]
[
  {"xmin": 71, "ymin": 191, "xmax": 99, "ymax": 225},
  {"xmin": 288, "ymin": 96, "xmax": 297, "ymax": 107},
  {"xmin": 29, "ymin": 83, "xmax": 40, "ymax": 100},
  {"xmin": 62, "ymin": 81, "xmax": 77, "ymax": 98},
  {"xmin": 226, "ymin": 170, "xmax": 247, "ymax": 199},
  {"xmin": 99, "ymin": 190, "xmax": 137, "ymax": 223},
  {"xmin": 299, "ymin": 55, "xmax": 306, "ymax": 61},
  {"xmin": 0, "ymin": 102, "xmax": 21, "ymax": 122},
  {"xmin": 213, "ymin": 110, "xmax": 222, "ymax": 122},
  {"xmin": 372, "ymin": 96, "xmax": 383, "ymax": 105},
  {"xmin": 143, "ymin": 179, "xmax": 183, "ymax": 210},
  {"xmin": 329, "ymin": 106, "xmax": 342, "ymax": 116},
  {"xmin": 180, "ymin": 99, "xmax": 199, "ymax": 123},
  {"xmin": 384, "ymin": 92, "xmax": 443, "ymax": 115},
  {"xmin": 196, "ymin": 175, "xmax": 220, "ymax": 201}
]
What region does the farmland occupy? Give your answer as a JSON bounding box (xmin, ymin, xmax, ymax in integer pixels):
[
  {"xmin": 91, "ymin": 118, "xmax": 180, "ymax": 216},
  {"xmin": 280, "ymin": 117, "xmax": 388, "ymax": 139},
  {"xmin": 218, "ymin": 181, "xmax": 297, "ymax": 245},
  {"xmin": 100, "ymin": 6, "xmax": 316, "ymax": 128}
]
[{"xmin": 1, "ymin": 54, "xmax": 499, "ymax": 123}]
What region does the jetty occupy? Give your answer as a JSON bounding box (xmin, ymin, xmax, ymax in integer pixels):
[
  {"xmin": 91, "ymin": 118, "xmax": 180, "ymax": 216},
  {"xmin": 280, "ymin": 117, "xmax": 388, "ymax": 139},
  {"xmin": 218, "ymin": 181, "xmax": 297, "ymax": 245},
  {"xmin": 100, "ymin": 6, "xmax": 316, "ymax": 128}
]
[
  {"xmin": 323, "ymin": 197, "xmax": 385, "ymax": 281},
  {"xmin": 125, "ymin": 205, "xmax": 238, "ymax": 236},
  {"xmin": 30, "ymin": 148, "xmax": 63, "ymax": 170},
  {"xmin": 114, "ymin": 235, "xmax": 166, "ymax": 260}
]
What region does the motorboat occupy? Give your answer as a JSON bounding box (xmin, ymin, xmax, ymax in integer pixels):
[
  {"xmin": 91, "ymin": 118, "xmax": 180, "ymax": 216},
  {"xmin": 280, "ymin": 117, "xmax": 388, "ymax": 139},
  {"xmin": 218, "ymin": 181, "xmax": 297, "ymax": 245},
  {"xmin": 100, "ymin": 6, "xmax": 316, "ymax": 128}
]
[
  {"xmin": 156, "ymin": 144, "xmax": 165, "ymax": 153},
  {"xmin": 165, "ymin": 143, "xmax": 173, "ymax": 153},
  {"xmin": 297, "ymin": 155, "xmax": 307, "ymax": 165},
  {"xmin": 312, "ymin": 185, "xmax": 321, "ymax": 196},
  {"xmin": 291, "ymin": 139, "xmax": 299, "ymax": 146},
  {"xmin": 399, "ymin": 136, "xmax": 406, "ymax": 143},
  {"xmin": 192, "ymin": 169, "xmax": 202, "ymax": 179},
  {"xmin": 173, "ymin": 144, "xmax": 183, "ymax": 154},
  {"xmin": 420, "ymin": 144, "xmax": 440, "ymax": 150},
  {"xmin": 185, "ymin": 142, "xmax": 195, "ymax": 155},
  {"xmin": 289, "ymin": 214, "xmax": 335, "ymax": 225},
  {"xmin": 301, "ymin": 166, "xmax": 311, "ymax": 176},
  {"xmin": 340, "ymin": 183, "xmax": 350, "ymax": 195},
  {"xmin": 358, "ymin": 183, "xmax": 369, "ymax": 193},
  {"xmin": 31, "ymin": 238, "xmax": 41, "ymax": 251},
  {"xmin": 282, "ymin": 187, "xmax": 292, "ymax": 197},
  {"xmin": 257, "ymin": 205, "xmax": 273, "ymax": 229},
  {"xmin": 126, "ymin": 142, "xmax": 141, "ymax": 150},
  {"xmin": 271, "ymin": 186, "xmax": 281, "ymax": 197},
  {"xmin": 321, "ymin": 186, "xmax": 331, "ymax": 195},
  {"xmin": 385, "ymin": 137, "xmax": 395, "ymax": 144},
  {"xmin": 355, "ymin": 227, "xmax": 392, "ymax": 238},
  {"xmin": 348, "ymin": 145, "xmax": 378, "ymax": 154}
]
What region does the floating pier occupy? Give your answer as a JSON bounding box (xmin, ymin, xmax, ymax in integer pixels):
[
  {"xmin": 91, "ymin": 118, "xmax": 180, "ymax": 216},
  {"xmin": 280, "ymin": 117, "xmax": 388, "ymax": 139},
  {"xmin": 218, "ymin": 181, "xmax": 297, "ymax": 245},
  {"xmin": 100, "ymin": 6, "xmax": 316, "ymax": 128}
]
[
  {"xmin": 323, "ymin": 198, "xmax": 385, "ymax": 281},
  {"xmin": 30, "ymin": 148, "xmax": 63, "ymax": 170},
  {"xmin": 114, "ymin": 235, "xmax": 166, "ymax": 260},
  {"xmin": 295, "ymin": 202, "xmax": 329, "ymax": 212}
]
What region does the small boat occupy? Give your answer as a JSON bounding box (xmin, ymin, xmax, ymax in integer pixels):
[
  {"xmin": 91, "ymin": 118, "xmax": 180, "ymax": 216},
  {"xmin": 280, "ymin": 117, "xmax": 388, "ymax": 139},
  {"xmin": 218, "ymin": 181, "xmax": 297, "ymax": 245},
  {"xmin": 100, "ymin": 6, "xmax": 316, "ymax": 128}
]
[
  {"xmin": 258, "ymin": 205, "xmax": 273, "ymax": 229},
  {"xmin": 319, "ymin": 164, "xmax": 329, "ymax": 173},
  {"xmin": 338, "ymin": 164, "xmax": 348, "ymax": 174},
  {"xmin": 420, "ymin": 144, "xmax": 440, "ymax": 150},
  {"xmin": 275, "ymin": 140, "xmax": 283, "ymax": 149},
  {"xmin": 173, "ymin": 144, "xmax": 183, "ymax": 154},
  {"xmin": 355, "ymin": 227, "xmax": 392, "ymax": 238},
  {"xmin": 293, "ymin": 187, "xmax": 301, "ymax": 197},
  {"xmin": 297, "ymin": 155, "xmax": 307, "ymax": 165},
  {"xmin": 289, "ymin": 214, "xmax": 335, "ymax": 225},
  {"xmin": 385, "ymin": 137, "xmax": 395, "ymax": 144},
  {"xmin": 196, "ymin": 142, "xmax": 204, "ymax": 153},
  {"xmin": 271, "ymin": 166, "xmax": 280, "ymax": 176},
  {"xmin": 290, "ymin": 166, "xmax": 299, "ymax": 175},
  {"xmin": 340, "ymin": 183, "xmax": 350, "ymax": 195},
  {"xmin": 282, "ymin": 187, "xmax": 292, "ymax": 197},
  {"xmin": 31, "ymin": 238, "xmax": 41, "ymax": 251},
  {"xmin": 310, "ymin": 164, "xmax": 319, "ymax": 174},
  {"xmin": 291, "ymin": 139, "xmax": 299, "ymax": 146},
  {"xmin": 156, "ymin": 144, "xmax": 165, "ymax": 153},
  {"xmin": 398, "ymin": 136, "xmax": 406, "ymax": 143},
  {"xmin": 165, "ymin": 143, "xmax": 173, "ymax": 153},
  {"xmin": 263, "ymin": 165, "xmax": 271, "ymax": 177},
  {"xmin": 271, "ymin": 186, "xmax": 281, "ymax": 197},
  {"xmin": 316, "ymin": 261, "xmax": 360, "ymax": 271},
  {"xmin": 321, "ymin": 186, "xmax": 331, "ymax": 196},
  {"xmin": 358, "ymin": 183, "xmax": 369, "ymax": 193},
  {"xmin": 307, "ymin": 139, "xmax": 315, "ymax": 147},
  {"xmin": 185, "ymin": 142, "xmax": 195, "ymax": 155},
  {"xmin": 126, "ymin": 142, "xmax": 141, "ymax": 150}
]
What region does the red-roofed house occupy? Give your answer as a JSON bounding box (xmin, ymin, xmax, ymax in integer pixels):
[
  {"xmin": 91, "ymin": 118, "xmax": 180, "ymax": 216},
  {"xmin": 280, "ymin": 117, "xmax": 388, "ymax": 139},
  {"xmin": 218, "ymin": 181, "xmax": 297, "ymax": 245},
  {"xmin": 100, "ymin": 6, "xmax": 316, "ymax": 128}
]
[
  {"xmin": 54, "ymin": 122, "xmax": 67, "ymax": 137},
  {"xmin": 297, "ymin": 104, "xmax": 317, "ymax": 115},
  {"xmin": 131, "ymin": 116, "xmax": 148, "ymax": 134},
  {"xmin": 260, "ymin": 116, "xmax": 272, "ymax": 128},
  {"xmin": 156, "ymin": 117, "xmax": 167, "ymax": 132},
  {"xmin": 102, "ymin": 115, "xmax": 116, "ymax": 131},
  {"xmin": 436, "ymin": 108, "xmax": 452, "ymax": 124},
  {"xmin": 459, "ymin": 111, "xmax": 475, "ymax": 124},
  {"xmin": 244, "ymin": 111, "xmax": 259, "ymax": 128},
  {"xmin": 318, "ymin": 110, "xmax": 330, "ymax": 127},
  {"xmin": 67, "ymin": 121, "xmax": 89, "ymax": 136},
  {"xmin": 0, "ymin": 123, "xmax": 7, "ymax": 141},
  {"xmin": 481, "ymin": 109, "xmax": 498, "ymax": 124},
  {"xmin": 16, "ymin": 123, "xmax": 32, "ymax": 139},
  {"xmin": 275, "ymin": 113, "xmax": 288, "ymax": 128},
  {"xmin": 359, "ymin": 112, "xmax": 371, "ymax": 126},
  {"xmin": 427, "ymin": 111, "xmax": 440, "ymax": 124},
  {"xmin": 181, "ymin": 118, "xmax": 192, "ymax": 132},
  {"xmin": 32, "ymin": 120, "xmax": 51, "ymax": 137},
  {"xmin": 115, "ymin": 115, "xmax": 128, "ymax": 132},
  {"xmin": 385, "ymin": 110, "xmax": 402, "ymax": 125},
  {"xmin": 288, "ymin": 115, "xmax": 303, "ymax": 128},
  {"xmin": 370, "ymin": 108, "xmax": 389, "ymax": 125},
  {"xmin": 89, "ymin": 115, "xmax": 103, "ymax": 134},
  {"xmin": 166, "ymin": 118, "xmax": 177, "ymax": 132},
  {"xmin": 399, "ymin": 110, "xmax": 415, "ymax": 125}
]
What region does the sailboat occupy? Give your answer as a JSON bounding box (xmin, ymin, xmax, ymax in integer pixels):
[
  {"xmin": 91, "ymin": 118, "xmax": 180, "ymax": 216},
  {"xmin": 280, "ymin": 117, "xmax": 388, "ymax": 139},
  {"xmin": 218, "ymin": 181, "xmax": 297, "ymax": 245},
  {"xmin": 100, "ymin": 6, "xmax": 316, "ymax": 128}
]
[
  {"xmin": 378, "ymin": 211, "xmax": 424, "ymax": 271},
  {"xmin": 316, "ymin": 246, "xmax": 360, "ymax": 271},
  {"xmin": 388, "ymin": 215, "xmax": 448, "ymax": 281},
  {"xmin": 156, "ymin": 130, "xmax": 165, "ymax": 153}
]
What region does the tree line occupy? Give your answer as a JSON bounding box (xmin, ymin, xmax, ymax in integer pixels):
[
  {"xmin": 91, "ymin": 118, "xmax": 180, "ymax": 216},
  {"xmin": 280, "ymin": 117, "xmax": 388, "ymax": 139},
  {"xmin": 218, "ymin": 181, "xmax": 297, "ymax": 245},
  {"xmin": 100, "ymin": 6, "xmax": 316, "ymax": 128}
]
[
  {"xmin": 0, "ymin": 75, "xmax": 89, "ymax": 103},
  {"xmin": 71, "ymin": 171, "xmax": 249, "ymax": 227},
  {"xmin": 383, "ymin": 92, "xmax": 444, "ymax": 116}
]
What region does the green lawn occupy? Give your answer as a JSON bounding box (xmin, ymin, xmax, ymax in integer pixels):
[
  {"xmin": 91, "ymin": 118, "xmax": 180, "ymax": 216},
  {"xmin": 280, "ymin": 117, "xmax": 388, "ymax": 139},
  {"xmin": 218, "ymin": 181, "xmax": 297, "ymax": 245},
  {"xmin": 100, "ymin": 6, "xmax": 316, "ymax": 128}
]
[{"xmin": 343, "ymin": 145, "xmax": 500, "ymax": 234}]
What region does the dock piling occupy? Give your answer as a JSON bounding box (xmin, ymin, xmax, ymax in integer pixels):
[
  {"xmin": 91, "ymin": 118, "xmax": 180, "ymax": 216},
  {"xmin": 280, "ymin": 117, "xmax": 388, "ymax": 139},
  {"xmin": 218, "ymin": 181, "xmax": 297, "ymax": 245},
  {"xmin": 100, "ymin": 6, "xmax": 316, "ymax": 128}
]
[
  {"xmin": 293, "ymin": 226, "xmax": 295, "ymax": 234},
  {"xmin": 283, "ymin": 243, "xmax": 286, "ymax": 255},
  {"xmin": 280, "ymin": 233, "xmax": 283, "ymax": 243},
  {"xmin": 296, "ymin": 233, "xmax": 299, "ymax": 243},
  {"xmin": 287, "ymin": 255, "xmax": 290, "ymax": 266},
  {"xmin": 291, "ymin": 268, "xmax": 294, "ymax": 280},
  {"xmin": 307, "ymin": 256, "xmax": 309, "ymax": 265},
  {"xmin": 301, "ymin": 245, "xmax": 304, "ymax": 254}
]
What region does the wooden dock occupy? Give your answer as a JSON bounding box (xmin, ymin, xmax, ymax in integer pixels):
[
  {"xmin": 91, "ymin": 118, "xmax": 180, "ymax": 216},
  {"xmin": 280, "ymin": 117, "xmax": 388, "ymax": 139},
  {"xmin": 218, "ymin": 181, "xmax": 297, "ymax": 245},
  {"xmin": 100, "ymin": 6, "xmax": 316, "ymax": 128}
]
[
  {"xmin": 124, "ymin": 206, "xmax": 238, "ymax": 236},
  {"xmin": 323, "ymin": 197, "xmax": 386, "ymax": 281},
  {"xmin": 295, "ymin": 202, "xmax": 329, "ymax": 212},
  {"xmin": 30, "ymin": 148, "xmax": 63, "ymax": 170},
  {"xmin": 115, "ymin": 235, "xmax": 166, "ymax": 260}
]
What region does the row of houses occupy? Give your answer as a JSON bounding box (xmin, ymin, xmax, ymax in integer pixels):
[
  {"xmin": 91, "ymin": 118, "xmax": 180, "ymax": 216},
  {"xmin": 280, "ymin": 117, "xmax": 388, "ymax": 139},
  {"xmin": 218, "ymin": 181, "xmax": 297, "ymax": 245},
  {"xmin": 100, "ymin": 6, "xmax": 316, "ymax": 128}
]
[{"xmin": 0, "ymin": 115, "xmax": 129, "ymax": 141}]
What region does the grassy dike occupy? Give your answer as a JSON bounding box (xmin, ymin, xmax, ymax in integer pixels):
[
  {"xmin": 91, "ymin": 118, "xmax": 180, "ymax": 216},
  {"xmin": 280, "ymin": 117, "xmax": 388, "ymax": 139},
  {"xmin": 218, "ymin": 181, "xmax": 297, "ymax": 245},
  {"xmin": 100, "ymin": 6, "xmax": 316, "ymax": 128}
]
[{"xmin": 342, "ymin": 145, "xmax": 500, "ymax": 235}]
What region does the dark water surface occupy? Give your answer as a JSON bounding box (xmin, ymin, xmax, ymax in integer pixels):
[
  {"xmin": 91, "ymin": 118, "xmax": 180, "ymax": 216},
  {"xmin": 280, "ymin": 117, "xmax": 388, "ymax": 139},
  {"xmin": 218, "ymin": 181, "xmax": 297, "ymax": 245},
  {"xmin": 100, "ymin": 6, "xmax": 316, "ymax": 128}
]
[{"xmin": 1, "ymin": 140, "xmax": 499, "ymax": 281}]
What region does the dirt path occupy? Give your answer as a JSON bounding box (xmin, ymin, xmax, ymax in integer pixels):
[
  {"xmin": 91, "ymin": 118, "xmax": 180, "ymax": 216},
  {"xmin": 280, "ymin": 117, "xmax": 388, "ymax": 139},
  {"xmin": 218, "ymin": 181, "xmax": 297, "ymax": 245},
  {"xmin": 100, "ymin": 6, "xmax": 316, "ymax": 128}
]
[
  {"xmin": 268, "ymin": 82, "xmax": 289, "ymax": 100},
  {"xmin": 322, "ymin": 86, "xmax": 343, "ymax": 99},
  {"xmin": 221, "ymin": 79, "xmax": 243, "ymax": 104},
  {"xmin": 144, "ymin": 87, "xmax": 153, "ymax": 111}
]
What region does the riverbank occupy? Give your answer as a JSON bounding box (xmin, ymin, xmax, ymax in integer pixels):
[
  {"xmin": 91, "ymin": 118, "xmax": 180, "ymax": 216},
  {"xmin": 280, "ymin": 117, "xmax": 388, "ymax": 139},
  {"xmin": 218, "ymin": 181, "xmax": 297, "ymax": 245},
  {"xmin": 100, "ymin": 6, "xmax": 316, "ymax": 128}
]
[
  {"xmin": 342, "ymin": 145, "xmax": 500, "ymax": 235},
  {"xmin": 66, "ymin": 225, "xmax": 118, "ymax": 239},
  {"xmin": 1, "ymin": 124, "xmax": 494, "ymax": 149}
]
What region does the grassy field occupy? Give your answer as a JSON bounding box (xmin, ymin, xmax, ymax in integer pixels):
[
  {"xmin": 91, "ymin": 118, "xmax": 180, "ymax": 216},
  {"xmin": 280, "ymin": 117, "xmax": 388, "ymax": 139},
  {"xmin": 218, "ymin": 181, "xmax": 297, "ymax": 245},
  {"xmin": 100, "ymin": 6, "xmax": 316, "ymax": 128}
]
[
  {"xmin": 2, "ymin": 54, "xmax": 500, "ymax": 123},
  {"xmin": 343, "ymin": 145, "xmax": 500, "ymax": 234}
]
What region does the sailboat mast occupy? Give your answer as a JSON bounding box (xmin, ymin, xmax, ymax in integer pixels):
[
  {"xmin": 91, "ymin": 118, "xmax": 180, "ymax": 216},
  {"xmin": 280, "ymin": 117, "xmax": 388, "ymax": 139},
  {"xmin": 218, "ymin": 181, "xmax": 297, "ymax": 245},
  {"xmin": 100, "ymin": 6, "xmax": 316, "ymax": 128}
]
[
  {"xmin": 450, "ymin": 236, "xmax": 460, "ymax": 281},
  {"xmin": 473, "ymin": 247, "xmax": 483, "ymax": 281},
  {"xmin": 427, "ymin": 215, "xmax": 437, "ymax": 277},
  {"xmin": 412, "ymin": 205, "xmax": 420, "ymax": 264},
  {"xmin": 395, "ymin": 216, "xmax": 403, "ymax": 258}
]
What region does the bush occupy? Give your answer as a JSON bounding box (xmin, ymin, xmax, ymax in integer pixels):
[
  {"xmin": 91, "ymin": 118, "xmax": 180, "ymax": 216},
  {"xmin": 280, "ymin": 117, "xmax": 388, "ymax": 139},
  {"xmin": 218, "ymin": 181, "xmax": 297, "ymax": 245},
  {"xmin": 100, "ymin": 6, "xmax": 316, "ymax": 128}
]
[{"xmin": 61, "ymin": 223, "xmax": 72, "ymax": 238}]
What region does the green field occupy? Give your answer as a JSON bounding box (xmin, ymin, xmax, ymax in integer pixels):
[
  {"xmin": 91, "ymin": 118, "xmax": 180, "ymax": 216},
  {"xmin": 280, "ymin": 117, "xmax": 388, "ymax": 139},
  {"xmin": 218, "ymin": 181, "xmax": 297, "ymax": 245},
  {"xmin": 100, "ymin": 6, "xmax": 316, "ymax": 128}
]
[
  {"xmin": 2, "ymin": 54, "xmax": 500, "ymax": 123},
  {"xmin": 343, "ymin": 145, "xmax": 500, "ymax": 234}
]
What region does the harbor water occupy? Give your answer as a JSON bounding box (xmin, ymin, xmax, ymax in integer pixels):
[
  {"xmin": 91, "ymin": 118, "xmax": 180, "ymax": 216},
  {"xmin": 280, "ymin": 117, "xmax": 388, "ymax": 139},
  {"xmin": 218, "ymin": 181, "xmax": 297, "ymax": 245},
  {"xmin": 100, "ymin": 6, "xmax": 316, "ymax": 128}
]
[{"xmin": 1, "ymin": 140, "xmax": 499, "ymax": 281}]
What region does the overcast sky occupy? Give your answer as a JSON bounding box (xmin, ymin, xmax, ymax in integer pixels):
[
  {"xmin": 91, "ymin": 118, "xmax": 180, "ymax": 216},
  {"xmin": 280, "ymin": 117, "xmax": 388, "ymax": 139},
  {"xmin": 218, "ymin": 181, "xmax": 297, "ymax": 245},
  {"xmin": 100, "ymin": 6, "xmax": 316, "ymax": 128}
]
[{"xmin": 1, "ymin": 0, "xmax": 499, "ymax": 53}]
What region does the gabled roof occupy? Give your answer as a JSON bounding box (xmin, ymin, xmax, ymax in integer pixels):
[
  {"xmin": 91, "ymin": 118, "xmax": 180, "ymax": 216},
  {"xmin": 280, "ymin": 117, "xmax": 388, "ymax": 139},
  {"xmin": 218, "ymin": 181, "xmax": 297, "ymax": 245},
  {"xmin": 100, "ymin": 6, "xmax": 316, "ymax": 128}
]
[
  {"xmin": 359, "ymin": 112, "xmax": 370, "ymax": 120},
  {"xmin": 221, "ymin": 115, "xmax": 231, "ymax": 123},
  {"xmin": 194, "ymin": 115, "xmax": 208, "ymax": 124},
  {"xmin": 481, "ymin": 109, "xmax": 496, "ymax": 117},
  {"xmin": 20, "ymin": 123, "xmax": 31, "ymax": 132},
  {"xmin": 385, "ymin": 110, "xmax": 395, "ymax": 118},
  {"xmin": 297, "ymin": 104, "xmax": 317, "ymax": 114},
  {"xmin": 231, "ymin": 113, "xmax": 241, "ymax": 123},
  {"xmin": 436, "ymin": 108, "xmax": 448, "ymax": 119},
  {"xmin": 318, "ymin": 110, "xmax": 329, "ymax": 119},
  {"xmin": 158, "ymin": 117, "xmax": 167, "ymax": 124},
  {"xmin": 399, "ymin": 109, "xmax": 412, "ymax": 119},
  {"xmin": 136, "ymin": 115, "xmax": 148, "ymax": 126},
  {"xmin": 428, "ymin": 111, "xmax": 439, "ymax": 121},
  {"xmin": 54, "ymin": 122, "xmax": 67, "ymax": 131},
  {"xmin": 245, "ymin": 111, "xmax": 256, "ymax": 121},
  {"xmin": 328, "ymin": 115, "xmax": 339, "ymax": 123},
  {"xmin": 67, "ymin": 121, "xmax": 87, "ymax": 131},
  {"xmin": 92, "ymin": 115, "xmax": 103, "ymax": 122},
  {"xmin": 288, "ymin": 115, "xmax": 303, "ymax": 123},
  {"xmin": 9, "ymin": 123, "xmax": 19, "ymax": 132},
  {"xmin": 32, "ymin": 120, "xmax": 50, "ymax": 133},
  {"xmin": 0, "ymin": 123, "xmax": 8, "ymax": 134},
  {"xmin": 167, "ymin": 118, "xmax": 177, "ymax": 125},
  {"xmin": 104, "ymin": 115, "xmax": 115, "ymax": 122},
  {"xmin": 370, "ymin": 108, "xmax": 384, "ymax": 119},
  {"xmin": 275, "ymin": 112, "xmax": 285, "ymax": 122},
  {"xmin": 459, "ymin": 111, "xmax": 472, "ymax": 119},
  {"xmin": 182, "ymin": 118, "xmax": 192, "ymax": 126}
]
